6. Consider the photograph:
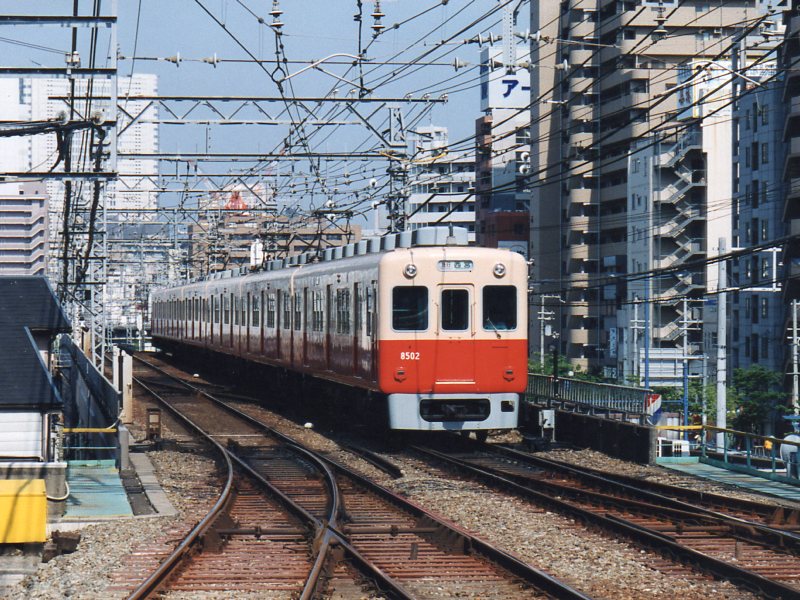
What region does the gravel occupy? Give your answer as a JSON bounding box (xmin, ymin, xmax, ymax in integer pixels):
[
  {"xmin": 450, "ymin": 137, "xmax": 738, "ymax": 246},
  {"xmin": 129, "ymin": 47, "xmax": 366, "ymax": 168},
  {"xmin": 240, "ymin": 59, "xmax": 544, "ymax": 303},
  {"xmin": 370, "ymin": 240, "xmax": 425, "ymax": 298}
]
[
  {"xmin": 226, "ymin": 402, "xmax": 757, "ymax": 600},
  {"xmin": 4, "ymin": 449, "xmax": 220, "ymax": 600},
  {"xmin": 543, "ymin": 447, "xmax": 800, "ymax": 508}
]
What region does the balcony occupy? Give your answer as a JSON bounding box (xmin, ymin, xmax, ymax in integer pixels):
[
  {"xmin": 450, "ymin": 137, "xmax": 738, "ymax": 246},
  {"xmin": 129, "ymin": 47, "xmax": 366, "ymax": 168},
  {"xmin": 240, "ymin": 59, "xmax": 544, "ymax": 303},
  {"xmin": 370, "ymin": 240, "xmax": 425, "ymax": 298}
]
[
  {"xmin": 569, "ymin": 215, "xmax": 591, "ymax": 232},
  {"xmin": 570, "ymin": 244, "xmax": 590, "ymax": 260},
  {"xmin": 568, "ymin": 48, "xmax": 595, "ymax": 66},
  {"xmin": 569, "ymin": 188, "xmax": 598, "ymax": 205},
  {"xmin": 568, "ymin": 328, "xmax": 590, "ymax": 345},
  {"xmin": 569, "ymin": 131, "xmax": 595, "ymax": 149},
  {"xmin": 569, "ymin": 271, "xmax": 590, "ymax": 285},
  {"xmin": 571, "ymin": 19, "xmax": 596, "ymax": 39}
]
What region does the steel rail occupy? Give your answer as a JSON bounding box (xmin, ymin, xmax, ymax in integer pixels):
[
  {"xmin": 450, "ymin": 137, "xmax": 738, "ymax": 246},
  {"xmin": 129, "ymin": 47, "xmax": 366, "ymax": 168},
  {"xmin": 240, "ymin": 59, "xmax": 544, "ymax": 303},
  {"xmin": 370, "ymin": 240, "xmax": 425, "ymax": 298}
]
[
  {"xmin": 132, "ymin": 353, "xmax": 589, "ymax": 600},
  {"xmin": 126, "ymin": 378, "xmax": 235, "ymax": 600},
  {"xmin": 413, "ymin": 445, "xmax": 800, "ymax": 600},
  {"xmin": 555, "ymin": 462, "xmax": 800, "ymax": 526},
  {"xmin": 131, "ymin": 355, "xmax": 415, "ymax": 600},
  {"xmin": 483, "ymin": 442, "xmax": 800, "ymax": 547}
]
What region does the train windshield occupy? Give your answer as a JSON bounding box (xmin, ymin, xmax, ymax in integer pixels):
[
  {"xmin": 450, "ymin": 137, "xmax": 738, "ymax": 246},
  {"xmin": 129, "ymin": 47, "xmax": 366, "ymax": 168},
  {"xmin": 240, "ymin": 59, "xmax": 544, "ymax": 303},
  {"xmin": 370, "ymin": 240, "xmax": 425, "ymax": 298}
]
[
  {"xmin": 393, "ymin": 287, "xmax": 428, "ymax": 330},
  {"xmin": 441, "ymin": 289, "xmax": 469, "ymax": 331},
  {"xmin": 483, "ymin": 286, "xmax": 517, "ymax": 330}
]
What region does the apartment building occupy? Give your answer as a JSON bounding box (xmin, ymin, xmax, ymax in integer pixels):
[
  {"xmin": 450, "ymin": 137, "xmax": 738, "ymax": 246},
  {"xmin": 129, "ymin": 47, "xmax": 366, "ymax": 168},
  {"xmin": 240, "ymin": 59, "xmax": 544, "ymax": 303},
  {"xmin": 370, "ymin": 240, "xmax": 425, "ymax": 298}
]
[
  {"xmin": 730, "ymin": 72, "xmax": 785, "ymax": 373},
  {"xmin": 0, "ymin": 183, "xmax": 49, "ymax": 277},
  {"xmin": 407, "ymin": 126, "xmax": 476, "ymax": 242},
  {"xmin": 475, "ymin": 46, "xmax": 531, "ymax": 255},
  {"xmin": 530, "ymin": 0, "xmax": 776, "ymax": 375}
]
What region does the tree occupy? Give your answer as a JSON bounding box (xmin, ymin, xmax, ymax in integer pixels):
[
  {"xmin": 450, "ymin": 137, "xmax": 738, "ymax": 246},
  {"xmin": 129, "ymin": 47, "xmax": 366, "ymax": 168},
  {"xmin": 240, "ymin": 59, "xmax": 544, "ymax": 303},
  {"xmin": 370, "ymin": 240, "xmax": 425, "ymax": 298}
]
[
  {"xmin": 528, "ymin": 353, "xmax": 603, "ymax": 382},
  {"xmin": 729, "ymin": 365, "xmax": 787, "ymax": 434}
]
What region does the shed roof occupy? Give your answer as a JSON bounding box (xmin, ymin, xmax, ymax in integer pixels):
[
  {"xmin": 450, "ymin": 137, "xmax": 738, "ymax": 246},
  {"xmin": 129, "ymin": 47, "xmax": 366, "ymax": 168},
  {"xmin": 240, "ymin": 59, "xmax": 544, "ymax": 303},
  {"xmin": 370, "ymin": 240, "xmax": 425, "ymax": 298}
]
[{"xmin": 0, "ymin": 277, "xmax": 71, "ymax": 408}]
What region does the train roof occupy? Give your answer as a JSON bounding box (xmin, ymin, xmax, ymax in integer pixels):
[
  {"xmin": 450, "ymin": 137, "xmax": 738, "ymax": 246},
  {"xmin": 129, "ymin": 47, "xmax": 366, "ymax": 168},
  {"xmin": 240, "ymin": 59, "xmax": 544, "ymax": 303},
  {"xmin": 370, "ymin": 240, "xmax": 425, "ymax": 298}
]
[{"xmin": 183, "ymin": 226, "xmax": 473, "ymax": 286}]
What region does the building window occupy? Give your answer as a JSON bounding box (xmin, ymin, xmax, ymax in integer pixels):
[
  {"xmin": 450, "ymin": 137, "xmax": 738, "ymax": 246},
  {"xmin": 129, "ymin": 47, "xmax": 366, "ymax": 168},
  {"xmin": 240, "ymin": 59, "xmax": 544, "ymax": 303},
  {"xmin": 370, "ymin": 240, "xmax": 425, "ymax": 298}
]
[
  {"xmin": 761, "ymin": 296, "xmax": 769, "ymax": 318},
  {"xmin": 761, "ymin": 105, "xmax": 768, "ymax": 125},
  {"xmin": 762, "ymin": 336, "xmax": 769, "ymax": 359},
  {"xmin": 744, "ymin": 109, "xmax": 750, "ymax": 130},
  {"xmin": 744, "ymin": 146, "xmax": 750, "ymax": 168},
  {"xmin": 762, "ymin": 221, "xmax": 768, "ymax": 242}
]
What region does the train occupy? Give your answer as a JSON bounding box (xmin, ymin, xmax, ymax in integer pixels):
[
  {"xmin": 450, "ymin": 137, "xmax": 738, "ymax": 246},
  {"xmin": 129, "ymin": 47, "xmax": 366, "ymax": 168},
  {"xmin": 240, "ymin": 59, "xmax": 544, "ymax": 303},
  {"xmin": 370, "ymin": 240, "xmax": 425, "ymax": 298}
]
[{"xmin": 150, "ymin": 227, "xmax": 529, "ymax": 433}]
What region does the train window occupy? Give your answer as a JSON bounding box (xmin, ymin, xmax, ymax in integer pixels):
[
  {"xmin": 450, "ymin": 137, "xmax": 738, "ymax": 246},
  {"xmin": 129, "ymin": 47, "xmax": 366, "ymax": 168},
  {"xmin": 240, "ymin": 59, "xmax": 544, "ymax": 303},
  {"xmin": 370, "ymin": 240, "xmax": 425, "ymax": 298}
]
[
  {"xmin": 213, "ymin": 296, "xmax": 220, "ymax": 323},
  {"xmin": 336, "ymin": 289, "xmax": 350, "ymax": 334},
  {"xmin": 366, "ymin": 288, "xmax": 374, "ymax": 337},
  {"xmin": 392, "ymin": 287, "xmax": 428, "ymax": 331},
  {"xmin": 311, "ymin": 291, "xmax": 324, "ymax": 331},
  {"xmin": 441, "ymin": 289, "xmax": 469, "ymax": 331},
  {"xmin": 483, "ymin": 286, "xmax": 517, "ymax": 331},
  {"xmin": 282, "ymin": 291, "xmax": 291, "ymax": 330},
  {"xmin": 293, "ymin": 292, "xmax": 302, "ymax": 331},
  {"xmin": 252, "ymin": 294, "xmax": 260, "ymax": 327},
  {"xmin": 224, "ymin": 294, "xmax": 231, "ymax": 325},
  {"xmin": 242, "ymin": 295, "xmax": 248, "ymax": 326},
  {"xmin": 233, "ymin": 297, "xmax": 239, "ymax": 325},
  {"xmin": 267, "ymin": 293, "xmax": 276, "ymax": 328}
]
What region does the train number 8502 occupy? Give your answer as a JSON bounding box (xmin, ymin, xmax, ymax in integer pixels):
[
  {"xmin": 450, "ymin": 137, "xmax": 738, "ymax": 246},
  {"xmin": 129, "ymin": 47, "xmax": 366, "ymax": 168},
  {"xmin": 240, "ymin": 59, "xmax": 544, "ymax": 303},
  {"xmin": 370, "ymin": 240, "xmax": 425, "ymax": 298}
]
[{"xmin": 400, "ymin": 351, "xmax": 420, "ymax": 360}]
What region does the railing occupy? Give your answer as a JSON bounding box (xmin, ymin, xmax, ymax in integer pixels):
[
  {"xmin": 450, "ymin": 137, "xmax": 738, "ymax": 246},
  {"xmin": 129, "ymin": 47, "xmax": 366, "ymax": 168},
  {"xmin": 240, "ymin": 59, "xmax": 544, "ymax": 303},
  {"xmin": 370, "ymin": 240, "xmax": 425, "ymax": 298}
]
[
  {"xmin": 656, "ymin": 424, "xmax": 800, "ymax": 483},
  {"xmin": 62, "ymin": 427, "xmax": 119, "ymax": 462},
  {"xmin": 527, "ymin": 373, "xmax": 653, "ymax": 423}
]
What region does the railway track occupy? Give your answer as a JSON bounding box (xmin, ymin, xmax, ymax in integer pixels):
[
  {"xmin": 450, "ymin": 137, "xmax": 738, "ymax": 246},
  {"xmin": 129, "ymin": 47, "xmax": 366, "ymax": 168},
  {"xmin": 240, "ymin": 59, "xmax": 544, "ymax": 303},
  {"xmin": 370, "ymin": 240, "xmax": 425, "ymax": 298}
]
[
  {"xmin": 129, "ymin": 353, "xmax": 589, "ymax": 599},
  {"xmin": 412, "ymin": 438, "xmax": 800, "ymax": 599}
]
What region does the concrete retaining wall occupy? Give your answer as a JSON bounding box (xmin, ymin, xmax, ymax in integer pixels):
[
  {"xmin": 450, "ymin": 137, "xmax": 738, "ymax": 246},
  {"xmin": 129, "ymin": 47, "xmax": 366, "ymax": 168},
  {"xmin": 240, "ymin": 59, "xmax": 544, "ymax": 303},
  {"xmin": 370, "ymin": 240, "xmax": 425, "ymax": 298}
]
[{"xmin": 526, "ymin": 405, "xmax": 657, "ymax": 464}]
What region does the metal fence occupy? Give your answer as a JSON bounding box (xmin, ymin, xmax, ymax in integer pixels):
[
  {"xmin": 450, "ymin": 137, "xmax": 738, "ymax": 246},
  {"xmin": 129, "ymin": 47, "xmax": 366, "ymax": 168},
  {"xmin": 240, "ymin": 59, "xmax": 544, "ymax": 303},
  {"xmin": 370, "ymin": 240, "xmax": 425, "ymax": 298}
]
[
  {"xmin": 56, "ymin": 335, "xmax": 121, "ymax": 462},
  {"xmin": 527, "ymin": 373, "xmax": 652, "ymax": 422}
]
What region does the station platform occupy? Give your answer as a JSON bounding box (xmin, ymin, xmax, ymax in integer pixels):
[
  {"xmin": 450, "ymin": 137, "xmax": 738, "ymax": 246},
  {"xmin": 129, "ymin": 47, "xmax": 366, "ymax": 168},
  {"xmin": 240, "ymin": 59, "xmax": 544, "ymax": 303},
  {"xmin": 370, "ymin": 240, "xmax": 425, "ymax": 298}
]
[
  {"xmin": 658, "ymin": 457, "xmax": 800, "ymax": 503},
  {"xmin": 61, "ymin": 460, "xmax": 133, "ymax": 521}
]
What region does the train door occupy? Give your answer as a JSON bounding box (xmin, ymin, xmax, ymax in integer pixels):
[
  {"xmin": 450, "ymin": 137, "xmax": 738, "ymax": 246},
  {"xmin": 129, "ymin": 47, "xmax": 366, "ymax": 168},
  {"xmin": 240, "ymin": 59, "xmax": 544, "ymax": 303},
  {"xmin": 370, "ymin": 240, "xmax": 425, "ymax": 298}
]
[
  {"xmin": 325, "ymin": 284, "xmax": 332, "ymax": 370},
  {"xmin": 260, "ymin": 291, "xmax": 265, "ymax": 354},
  {"xmin": 368, "ymin": 285, "xmax": 377, "ymax": 379},
  {"xmin": 302, "ymin": 288, "xmax": 308, "ymax": 366},
  {"xmin": 290, "ymin": 292, "xmax": 296, "ymax": 366},
  {"xmin": 245, "ymin": 292, "xmax": 251, "ymax": 354},
  {"xmin": 436, "ymin": 285, "xmax": 475, "ymax": 383},
  {"xmin": 276, "ymin": 291, "xmax": 282, "ymax": 360},
  {"xmin": 352, "ymin": 282, "xmax": 360, "ymax": 376}
]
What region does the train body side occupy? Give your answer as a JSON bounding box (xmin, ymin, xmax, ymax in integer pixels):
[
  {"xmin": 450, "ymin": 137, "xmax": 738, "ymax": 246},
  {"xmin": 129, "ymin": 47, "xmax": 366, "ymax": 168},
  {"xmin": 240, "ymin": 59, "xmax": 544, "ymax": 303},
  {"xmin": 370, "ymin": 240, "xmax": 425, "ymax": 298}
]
[{"xmin": 150, "ymin": 245, "xmax": 528, "ymax": 431}]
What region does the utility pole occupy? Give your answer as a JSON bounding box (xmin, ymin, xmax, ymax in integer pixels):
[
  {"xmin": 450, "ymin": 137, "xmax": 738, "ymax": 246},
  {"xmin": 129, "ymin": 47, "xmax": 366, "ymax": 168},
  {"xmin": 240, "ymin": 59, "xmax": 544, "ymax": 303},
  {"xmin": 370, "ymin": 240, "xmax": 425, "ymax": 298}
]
[
  {"xmin": 716, "ymin": 238, "xmax": 727, "ymax": 450},
  {"xmin": 791, "ymin": 299, "xmax": 799, "ymax": 415},
  {"xmin": 538, "ymin": 294, "xmax": 560, "ymax": 368},
  {"xmin": 683, "ymin": 297, "xmax": 689, "ymax": 438}
]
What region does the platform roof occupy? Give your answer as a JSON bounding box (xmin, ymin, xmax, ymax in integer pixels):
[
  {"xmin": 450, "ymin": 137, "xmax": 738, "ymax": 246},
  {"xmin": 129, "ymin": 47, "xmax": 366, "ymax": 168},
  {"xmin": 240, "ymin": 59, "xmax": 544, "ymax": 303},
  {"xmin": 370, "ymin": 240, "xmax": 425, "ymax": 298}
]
[{"xmin": 0, "ymin": 277, "xmax": 71, "ymax": 409}]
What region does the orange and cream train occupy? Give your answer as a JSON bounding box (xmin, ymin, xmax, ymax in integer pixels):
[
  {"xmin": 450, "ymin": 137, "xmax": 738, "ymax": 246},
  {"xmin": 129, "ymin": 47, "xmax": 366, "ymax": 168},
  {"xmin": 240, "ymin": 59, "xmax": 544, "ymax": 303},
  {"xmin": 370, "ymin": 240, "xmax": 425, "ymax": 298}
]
[{"xmin": 150, "ymin": 227, "xmax": 528, "ymax": 432}]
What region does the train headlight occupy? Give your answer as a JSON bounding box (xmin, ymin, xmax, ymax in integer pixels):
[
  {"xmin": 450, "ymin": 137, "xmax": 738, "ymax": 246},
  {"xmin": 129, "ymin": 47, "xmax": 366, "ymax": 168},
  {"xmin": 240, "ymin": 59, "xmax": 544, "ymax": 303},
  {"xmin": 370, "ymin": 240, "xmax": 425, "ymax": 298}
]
[
  {"xmin": 493, "ymin": 263, "xmax": 507, "ymax": 278},
  {"xmin": 404, "ymin": 264, "xmax": 418, "ymax": 278}
]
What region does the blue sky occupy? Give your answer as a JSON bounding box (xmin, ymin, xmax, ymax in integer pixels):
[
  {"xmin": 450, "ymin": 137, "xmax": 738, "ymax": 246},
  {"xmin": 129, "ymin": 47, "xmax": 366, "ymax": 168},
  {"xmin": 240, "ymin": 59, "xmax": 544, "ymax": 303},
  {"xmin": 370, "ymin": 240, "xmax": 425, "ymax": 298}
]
[{"xmin": 0, "ymin": 1, "xmax": 528, "ymax": 215}]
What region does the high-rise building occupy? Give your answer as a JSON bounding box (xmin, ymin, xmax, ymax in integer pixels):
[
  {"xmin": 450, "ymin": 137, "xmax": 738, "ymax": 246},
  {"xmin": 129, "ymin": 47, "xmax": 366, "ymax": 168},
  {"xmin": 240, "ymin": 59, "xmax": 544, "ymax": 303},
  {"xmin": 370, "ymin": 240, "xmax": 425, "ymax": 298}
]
[
  {"xmin": 530, "ymin": 1, "xmax": 778, "ymax": 375},
  {"xmin": 475, "ymin": 46, "xmax": 530, "ymax": 255},
  {"xmin": 25, "ymin": 74, "xmax": 159, "ymax": 216},
  {"xmin": 407, "ymin": 126, "xmax": 476, "ymax": 242},
  {"xmin": 0, "ymin": 182, "xmax": 49, "ymax": 277},
  {"xmin": 730, "ymin": 70, "xmax": 785, "ymax": 374}
]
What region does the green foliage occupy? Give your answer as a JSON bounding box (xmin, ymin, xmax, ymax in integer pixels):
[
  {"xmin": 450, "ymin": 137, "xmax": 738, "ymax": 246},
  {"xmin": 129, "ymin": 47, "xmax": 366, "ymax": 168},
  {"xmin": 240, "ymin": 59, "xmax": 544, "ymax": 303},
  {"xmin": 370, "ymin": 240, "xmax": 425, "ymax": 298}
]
[
  {"xmin": 729, "ymin": 365, "xmax": 787, "ymax": 434},
  {"xmin": 528, "ymin": 354, "xmax": 603, "ymax": 382}
]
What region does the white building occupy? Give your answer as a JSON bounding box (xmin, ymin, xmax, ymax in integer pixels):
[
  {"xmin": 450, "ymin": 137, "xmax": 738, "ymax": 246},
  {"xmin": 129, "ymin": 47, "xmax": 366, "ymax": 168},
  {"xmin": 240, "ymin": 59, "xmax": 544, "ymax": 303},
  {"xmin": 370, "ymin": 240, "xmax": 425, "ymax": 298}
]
[
  {"xmin": 407, "ymin": 126, "xmax": 476, "ymax": 241},
  {"xmin": 25, "ymin": 74, "xmax": 159, "ymax": 216}
]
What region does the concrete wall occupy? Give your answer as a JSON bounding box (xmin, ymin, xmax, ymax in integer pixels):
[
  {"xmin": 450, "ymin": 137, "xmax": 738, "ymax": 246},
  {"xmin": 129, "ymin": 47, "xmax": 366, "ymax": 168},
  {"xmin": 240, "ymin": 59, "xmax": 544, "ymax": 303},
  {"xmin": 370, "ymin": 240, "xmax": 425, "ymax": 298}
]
[{"xmin": 527, "ymin": 405, "xmax": 657, "ymax": 464}]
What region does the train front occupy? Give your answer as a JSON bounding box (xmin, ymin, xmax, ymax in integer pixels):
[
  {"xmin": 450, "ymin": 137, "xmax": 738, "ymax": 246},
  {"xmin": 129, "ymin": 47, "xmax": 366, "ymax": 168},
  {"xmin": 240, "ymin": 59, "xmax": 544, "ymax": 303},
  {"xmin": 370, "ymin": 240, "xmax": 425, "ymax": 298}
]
[{"xmin": 377, "ymin": 246, "xmax": 528, "ymax": 432}]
